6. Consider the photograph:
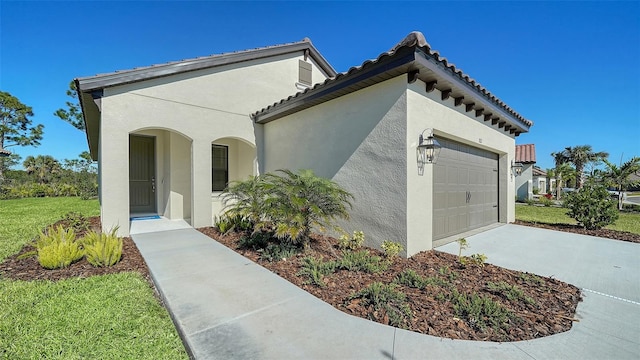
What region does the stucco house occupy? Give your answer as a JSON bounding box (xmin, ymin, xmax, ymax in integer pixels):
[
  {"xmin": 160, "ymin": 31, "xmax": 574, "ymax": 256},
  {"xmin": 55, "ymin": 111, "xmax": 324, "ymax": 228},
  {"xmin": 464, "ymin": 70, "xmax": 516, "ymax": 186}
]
[
  {"xmin": 77, "ymin": 31, "xmax": 532, "ymax": 257},
  {"xmin": 514, "ymin": 144, "xmax": 537, "ymax": 201}
]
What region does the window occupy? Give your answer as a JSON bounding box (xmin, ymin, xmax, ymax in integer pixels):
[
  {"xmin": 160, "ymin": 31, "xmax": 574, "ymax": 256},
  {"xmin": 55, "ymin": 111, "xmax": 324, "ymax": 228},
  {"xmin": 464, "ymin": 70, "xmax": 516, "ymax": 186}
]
[
  {"xmin": 212, "ymin": 145, "xmax": 228, "ymax": 191},
  {"xmin": 298, "ymin": 60, "xmax": 312, "ymax": 86}
]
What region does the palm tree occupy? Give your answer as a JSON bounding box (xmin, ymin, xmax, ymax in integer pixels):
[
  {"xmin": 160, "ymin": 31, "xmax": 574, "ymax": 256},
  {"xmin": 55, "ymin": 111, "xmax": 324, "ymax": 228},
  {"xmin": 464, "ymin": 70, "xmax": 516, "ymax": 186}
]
[
  {"xmin": 559, "ymin": 145, "xmax": 608, "ymax": 189},
  {"xmin": 602, "ymin": 157, "xmax": 640, "ymax": 210},
  {"xmin": 23, "ymin": 155, "xmax": 61, "ymax": 184},
  {"xmin": 551, "ymin": 152, "xmax": 569, "ymax": 200}
]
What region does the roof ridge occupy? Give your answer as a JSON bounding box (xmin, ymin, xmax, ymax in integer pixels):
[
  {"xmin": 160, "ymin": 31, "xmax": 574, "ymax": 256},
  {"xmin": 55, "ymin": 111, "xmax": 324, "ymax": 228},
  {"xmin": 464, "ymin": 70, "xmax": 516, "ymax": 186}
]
[{"xmin": 78, "ymin": 38, "xmax": 317, "ymax": 81}]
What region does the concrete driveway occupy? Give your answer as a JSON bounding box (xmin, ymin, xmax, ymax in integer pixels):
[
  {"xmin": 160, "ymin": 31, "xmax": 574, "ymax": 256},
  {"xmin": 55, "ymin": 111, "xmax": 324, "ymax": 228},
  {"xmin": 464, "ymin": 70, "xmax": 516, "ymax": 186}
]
[
  {"xmin": 133, "ymin": 221, "xmax": 640, "ymax": 359},
  {"xmin": 438, "ymin": 224, "xmax": 640, "ymax": 359}
]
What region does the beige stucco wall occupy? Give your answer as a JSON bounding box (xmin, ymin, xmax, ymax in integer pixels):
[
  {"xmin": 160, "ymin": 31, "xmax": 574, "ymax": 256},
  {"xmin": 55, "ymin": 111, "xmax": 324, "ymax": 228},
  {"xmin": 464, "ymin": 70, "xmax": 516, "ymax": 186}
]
[
  {"xmin": 263, "ymin": 76, "xmax": 410, "ymax": 252},
  {"xmin": 262, "ymin": 75, "xmax": 517, "ymax": 257},
  {"xmin": 99, "ymin": 52, "xmax": 328, "ymax": 236}
]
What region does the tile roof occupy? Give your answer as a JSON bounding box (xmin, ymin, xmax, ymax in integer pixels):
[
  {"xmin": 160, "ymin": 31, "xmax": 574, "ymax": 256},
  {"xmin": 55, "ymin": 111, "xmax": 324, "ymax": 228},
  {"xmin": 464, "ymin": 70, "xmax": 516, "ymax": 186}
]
[
  {"xmin": 532, "ymin": 167, "xmax": 547, "ymax": 176},
  {"xmin": 76, "ymin": 38, "xmax": 336, "ymax": 92},
  {"xmin": 252, "ymin": 31, "xmax": 533, "ymax": 133},
  {"xmin": 516, "ymin": 144, "xmax": 536, "ymax": 164},
  {"xmin": 0, "ymin": 148, "xmax": 11, "ymax": 157}
]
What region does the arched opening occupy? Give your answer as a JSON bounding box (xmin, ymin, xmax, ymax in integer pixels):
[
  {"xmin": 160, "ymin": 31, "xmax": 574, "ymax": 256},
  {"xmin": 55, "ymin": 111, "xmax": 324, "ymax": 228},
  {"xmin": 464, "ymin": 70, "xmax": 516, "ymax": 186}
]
[{"xmin": 129, "ymin": 128, "xmax": 193, "ymax": 224}]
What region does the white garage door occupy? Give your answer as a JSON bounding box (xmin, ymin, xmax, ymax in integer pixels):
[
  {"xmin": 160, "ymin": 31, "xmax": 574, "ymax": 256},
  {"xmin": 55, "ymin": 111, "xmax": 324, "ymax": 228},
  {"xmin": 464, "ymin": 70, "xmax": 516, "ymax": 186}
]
[{"xmin": 433, "ymin": 137, "xmax": 498, "ymax": 240}]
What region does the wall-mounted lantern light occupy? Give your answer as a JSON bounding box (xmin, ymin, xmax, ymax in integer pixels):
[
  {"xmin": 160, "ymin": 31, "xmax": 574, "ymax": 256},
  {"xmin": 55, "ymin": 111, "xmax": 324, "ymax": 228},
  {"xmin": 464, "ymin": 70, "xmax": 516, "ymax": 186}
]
[
  {"xmin": 511, "ymin": 160, "xmax": 523, "ymax": 177},
  {"xmin": 416, "ymin": 128, "xmax": 441, "ymax": 176}
]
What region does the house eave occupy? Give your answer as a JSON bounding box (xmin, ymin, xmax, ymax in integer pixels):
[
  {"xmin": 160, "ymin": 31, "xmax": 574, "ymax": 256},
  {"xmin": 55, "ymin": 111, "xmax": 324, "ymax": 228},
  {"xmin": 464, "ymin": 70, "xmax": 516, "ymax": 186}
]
[{"xmin": 77, "ymin": 40, "xmax": 336, "ymax": 92}]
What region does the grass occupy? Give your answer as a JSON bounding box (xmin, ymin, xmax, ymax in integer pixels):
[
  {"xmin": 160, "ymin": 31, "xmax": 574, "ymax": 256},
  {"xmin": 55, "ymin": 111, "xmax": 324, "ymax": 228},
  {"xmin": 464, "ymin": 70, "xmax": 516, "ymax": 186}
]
[
  {"xmin": 515, "ymin": 204, "xmax": 640, "ymax": 235},
  {"xmin": 0, "ymin": 197, "xmax": 100, "ymax": 261},
  {"xmin": 0, "ymin": 197, "xmax": 188, "ymax": 359}
]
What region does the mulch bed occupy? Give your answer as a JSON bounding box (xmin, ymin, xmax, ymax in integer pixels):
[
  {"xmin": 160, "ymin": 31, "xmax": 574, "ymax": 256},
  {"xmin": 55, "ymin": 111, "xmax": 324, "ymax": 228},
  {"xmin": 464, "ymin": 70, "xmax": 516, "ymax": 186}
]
[
  {"xmin": 513, "ymin": 220, "xmax": 640, "ymax": 243},
  {"xmin": 11, "ymin": 215, "xmax": 640, "ymax": 342},
  {"xmin": 0, "ymin": 216, "xmax": 152, "ymax": 284},
  {"xmin": 198, "ymin": 227, "xmax": 582, "ymax": 342}
]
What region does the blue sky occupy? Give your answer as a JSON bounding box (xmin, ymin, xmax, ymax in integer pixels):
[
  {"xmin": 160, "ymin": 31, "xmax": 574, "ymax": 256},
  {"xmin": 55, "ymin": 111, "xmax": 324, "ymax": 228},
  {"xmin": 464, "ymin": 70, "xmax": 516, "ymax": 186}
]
[{"xmin": 1, "ymin": 1, "xmax": 638, "ymax": 171}]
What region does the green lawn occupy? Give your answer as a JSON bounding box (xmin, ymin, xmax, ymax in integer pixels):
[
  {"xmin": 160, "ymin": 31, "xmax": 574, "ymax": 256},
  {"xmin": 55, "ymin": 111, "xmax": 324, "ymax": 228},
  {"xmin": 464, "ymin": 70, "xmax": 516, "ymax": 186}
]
[
  {"xmin": 0, "ymin": 197, "xmax": 188, "ymax": 359},
  {"xmin": 515, "ymin": 204, "xmax": 640, "ymax": 235}
]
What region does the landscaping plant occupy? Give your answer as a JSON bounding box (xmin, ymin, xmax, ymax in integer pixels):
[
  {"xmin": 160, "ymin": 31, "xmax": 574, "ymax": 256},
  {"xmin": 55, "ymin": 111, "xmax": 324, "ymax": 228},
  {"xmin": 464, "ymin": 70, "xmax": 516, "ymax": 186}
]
[
  {"xmin": 36, "ymin": 226, "xmax": 83, "ymax": 269},
  {"xmin": 81, "ymin": 228, "xmax": 123, "ymax": 267},
  {"xmin": 564, "ymin": 180, "xmax": 619, "ymax": 230},
  {"xmin": 381, "ymin": 240, "xmax": 404, "ymax": 258}
]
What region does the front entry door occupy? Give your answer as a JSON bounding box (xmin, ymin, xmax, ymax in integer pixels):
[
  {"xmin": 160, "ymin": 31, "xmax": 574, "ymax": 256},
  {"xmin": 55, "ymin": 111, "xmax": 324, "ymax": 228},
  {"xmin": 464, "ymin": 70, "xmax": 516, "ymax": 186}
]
[{"xmin": 129, "ymin": 135, "xmax": 156, "ymax": 214}]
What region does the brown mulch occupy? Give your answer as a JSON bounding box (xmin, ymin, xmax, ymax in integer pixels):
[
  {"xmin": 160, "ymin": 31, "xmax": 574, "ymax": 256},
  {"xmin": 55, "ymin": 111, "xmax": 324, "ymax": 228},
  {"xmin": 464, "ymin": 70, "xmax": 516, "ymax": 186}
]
[
  {"xmin": 513, "ymin": 220, "xmax": 640, "ymax": 243},
  {"xmin": 198, "ymin": 227, "xmax": 582, "ymax": 342},
  {"xmin": 0, "ymin": 216, "xmax": 152, "ymax": 284}
]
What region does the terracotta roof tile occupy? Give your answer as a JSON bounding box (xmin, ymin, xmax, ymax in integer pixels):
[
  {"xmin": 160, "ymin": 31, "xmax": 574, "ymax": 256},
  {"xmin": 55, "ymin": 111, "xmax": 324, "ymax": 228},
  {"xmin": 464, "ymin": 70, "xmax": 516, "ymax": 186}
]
[
  {"xmin": 532, "ymin": 167, "xmax": 547, "ymax": 176},
  {"xmin": 516, "ymin": 144, "xmax": 536, "ymax": 163}
]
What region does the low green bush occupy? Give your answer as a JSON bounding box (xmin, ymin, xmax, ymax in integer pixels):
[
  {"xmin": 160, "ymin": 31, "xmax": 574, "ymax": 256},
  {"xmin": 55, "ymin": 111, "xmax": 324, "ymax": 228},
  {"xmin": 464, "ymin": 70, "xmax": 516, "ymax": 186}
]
[
  {"xmin": 338, "ymin": 250, "xmax": 388, "ymax": 273},
  {"xmin": 349, "ymin": 282, "xmax": 412, "ymax": 328},
  {"xmin": 381, "ymin": 240, "xmax": 403, "ymax": 258},
  {"xmin": 81, "ymin": 229, "xmax": 123, "ymax": 267},
  {"xmin": 538, "ymin": 196, "xmax": 554, "ymax": 207},
  {"xmin": 394, "ymin": 269, "xmax": 448, "ymax": 288},
  {"xmin": 297, "ymin": 256, "xmax": 338, "ymax": 287},
  {"xmin": 62, "ymin": 211, "xmax": 91, "ymax": 233},
  {"xmin": 237, "ymin": 231, "xmax": 272, "ymax": 250},
  {"xmin": 450, "ymin": 289, "xmax": 515, "ymax": 331},
  {"xmin": 338, "ymin": 230, "xmax": 365, "ymax": 251},
  {"xmin": 36, "ymin": 226, "xmax": 83, "ymax": 269},
  {"xmin": 564, "ymin": 182, "xmax": 619, "ymax": 230},
  {"xmin": 214, "ymin": 214, "xmax": 252, "ymax": 234},
  {"xmin": 258, "ymin": 243, "xmax": 299, "ymax": 262},
  {"xmin": 486, "ymin": 281, "xmax": 536, "ymax": 305}
]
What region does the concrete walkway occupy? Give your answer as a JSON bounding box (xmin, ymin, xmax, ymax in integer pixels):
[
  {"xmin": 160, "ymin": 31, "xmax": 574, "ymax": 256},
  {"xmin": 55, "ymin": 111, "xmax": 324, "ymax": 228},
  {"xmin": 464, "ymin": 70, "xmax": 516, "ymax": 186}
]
[{"xmin": 131, "ymin": 223, "xmax": 640, "ymax": 360}]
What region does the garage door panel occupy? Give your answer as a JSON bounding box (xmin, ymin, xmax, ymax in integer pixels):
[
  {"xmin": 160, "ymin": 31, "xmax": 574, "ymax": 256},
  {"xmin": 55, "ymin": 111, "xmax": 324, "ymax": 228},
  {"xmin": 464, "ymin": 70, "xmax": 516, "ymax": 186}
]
[{"xmin": 433, "ymin": 137, "xmax": 499, "ymax": 240}]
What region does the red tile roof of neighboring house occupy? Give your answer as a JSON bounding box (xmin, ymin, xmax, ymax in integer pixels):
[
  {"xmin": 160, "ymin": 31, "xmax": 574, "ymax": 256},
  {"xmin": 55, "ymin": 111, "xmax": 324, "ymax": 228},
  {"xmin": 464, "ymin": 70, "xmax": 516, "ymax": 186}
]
[
  {"xmin": 0, "ymin": 148, "xmax": 11, "ymax": 157},
  {"xmin": 516, "ymin": 144, "xmax": 536, "ymax": 164},
  {"xmin": 532, "ymin": 167, "xmax": 547, "ymax": 176},
  {"xmin": 253, "ymin": 31, "xmax": 533, "ymax": 133}
]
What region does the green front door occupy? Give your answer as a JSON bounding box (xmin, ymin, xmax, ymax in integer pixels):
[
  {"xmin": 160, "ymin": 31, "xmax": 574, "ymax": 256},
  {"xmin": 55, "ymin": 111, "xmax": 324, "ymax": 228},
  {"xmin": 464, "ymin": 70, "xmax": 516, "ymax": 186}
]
[{"xmin": 129, "ymin": 135, "xmax": 156, "ymax": 214}]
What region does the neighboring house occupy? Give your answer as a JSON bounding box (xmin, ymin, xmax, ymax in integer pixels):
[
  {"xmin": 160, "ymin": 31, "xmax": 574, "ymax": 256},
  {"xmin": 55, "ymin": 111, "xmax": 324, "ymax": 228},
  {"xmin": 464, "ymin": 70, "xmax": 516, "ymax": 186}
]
[
  {"xmin": 532, "ymin": 167, "xmax": 548, "ymax": 194},
  {"xmin": 77, "ymin": 31, "xmax": 532, "ymax": 256},
  {"xmin": 514, "ymin": 144, "xmax": 537, "ymax": 201}
]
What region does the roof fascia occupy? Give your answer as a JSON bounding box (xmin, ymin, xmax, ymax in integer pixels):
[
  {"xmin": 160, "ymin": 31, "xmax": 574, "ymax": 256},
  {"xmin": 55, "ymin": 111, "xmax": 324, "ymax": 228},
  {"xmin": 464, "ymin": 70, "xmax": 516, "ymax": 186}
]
[
  {"xmin": 78, "ymin": 41, "xmax": 336, "ymax": 92},
  {"xmin": 413, "ymin": 51, "xmax": 529, "ymax": 132}
]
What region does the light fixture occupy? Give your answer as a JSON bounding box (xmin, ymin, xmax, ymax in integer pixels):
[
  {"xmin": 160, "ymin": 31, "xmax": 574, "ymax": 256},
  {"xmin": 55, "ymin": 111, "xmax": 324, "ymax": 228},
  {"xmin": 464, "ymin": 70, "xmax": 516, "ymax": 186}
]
[
  {"xmin": 416, "ymin": 128, "xmax": 441, "ymax": 175},
  {"xmin": 511, "ymin": 160, "xmax": 523, "ymax": 177}
]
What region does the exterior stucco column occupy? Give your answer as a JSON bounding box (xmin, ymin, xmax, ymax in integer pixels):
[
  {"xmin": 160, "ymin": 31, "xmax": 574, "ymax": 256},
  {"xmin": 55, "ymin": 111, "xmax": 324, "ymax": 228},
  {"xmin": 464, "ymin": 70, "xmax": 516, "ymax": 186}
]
[
  {"xmin": 99, "ymin": 126, "xmax": 130, "ymax": 236},
  {"xmin": 191, "ymin": 139, "xmax": 213, "ymax": 228}
]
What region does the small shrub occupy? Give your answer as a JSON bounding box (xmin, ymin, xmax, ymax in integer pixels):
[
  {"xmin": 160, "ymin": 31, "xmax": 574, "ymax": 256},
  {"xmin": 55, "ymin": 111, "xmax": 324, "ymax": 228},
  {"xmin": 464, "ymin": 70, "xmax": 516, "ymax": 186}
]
[
  {"xmin": 36, "ymin": 226, "xmax": 83, "ymax": 269},
  {"xmin": 338, "ymin": 230, "xmax": 365, "ymax": 251},
  {"xmin": 81, "ymin": 229, "xmax": 123, "ymax": 267},
  {"xmin": 62, "ymin": 211, "xmax": 91, "ymax": 233},
  {"xmin": 459, "ymin": 253, "xmax": 487, "ymax": 267},
  {"xmin": 538, "ymin": 196, "xmax": 553, "ymax": 207},
  {"xmin": 394, "ymin": 269, "xmax": 447, "ymax": 288},
  {"xmin": 457, "ymin": 238, "xmax": 468, "ymax": 259},
  {"xmin": 214, "ymin": 214, "xmax": 252, "ymax": 234},
  {"xmin": 450, "ymin": 289, "xmax": 515, "ymax": 331},
  {"xmin": 259, "ymin": 243, "xmax": 299, "ymax": 262},
  {"xmin": 564, "ymin": 182, "xmax": 619, "ymax": 230},
  {"xmin": 486, "ymin": 281, "xmax": 536, "ymax": 305},
  {"xmin": 349, "ymin": 282, "xmax": 412, "ymax": 328},
  {"xmin": 338, "ymin": 250, "xmax": 388, "ymax": 273},
  {"xmin": 297, "ymin": 256, "xmax": 338, "ymax": 287},
  {"xmin": 438, "ymin": 266, "xmax": 458, "ymax": 281},
  {"xmin": 518, "ymin": 272, "xmax": 545, "ymax": 286},
  {"xmin": 524, "ymin": 197, "xmax": 535, "ymax": 206},
  {"xmin": 238, "ymin": 231, "xmax": 272, "ymax": 250},
  {"xmin": 533, "ymin": 188, "xmax": 540, "ymax": 195},
  {"xmin": 381, "ymin": 240, "xmax": 403, "ymax": 258}
]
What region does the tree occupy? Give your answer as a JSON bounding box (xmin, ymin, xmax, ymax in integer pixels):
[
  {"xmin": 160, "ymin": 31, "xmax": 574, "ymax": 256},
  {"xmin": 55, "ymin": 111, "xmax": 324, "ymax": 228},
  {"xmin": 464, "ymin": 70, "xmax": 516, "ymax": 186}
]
[
  {"xmin": 565, "ymin": 180, "xmax": 618, "ymax": 230},
  {"xmin": 54, "ymin": 81, "xmax": 84, "ymax": 131},
  {"xmin": 0, "ymin": 153, "xmax": 22, "ymax": 185},
  {"xmin": 601, "ymin": 156, "xmax": 640, "ymax": 210},
  {"xmin": 23, "ymin": 155, "xmax": 61, "ymax": 184},
  {"xmin": 0, "ymin": 91, "xmax": 44, "ymax": 181},
  {"xmin": 559, "ymin": 145, "xmax": 608, "ymax": 189}
]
